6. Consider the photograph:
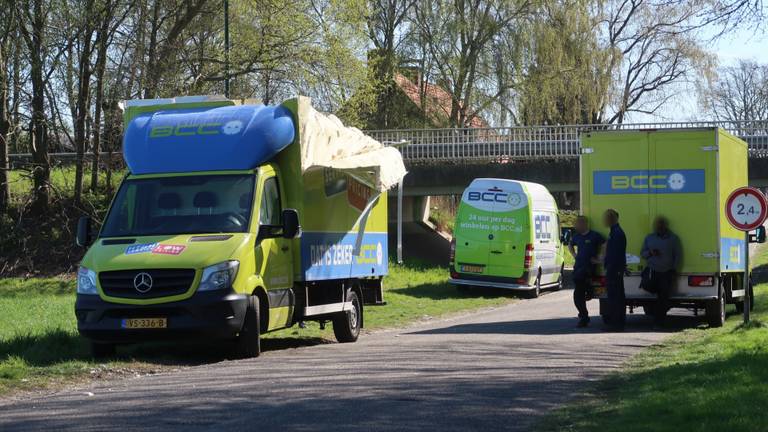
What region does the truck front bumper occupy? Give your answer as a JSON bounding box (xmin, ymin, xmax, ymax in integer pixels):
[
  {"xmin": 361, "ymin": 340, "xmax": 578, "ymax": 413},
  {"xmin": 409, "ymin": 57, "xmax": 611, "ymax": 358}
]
[{"xmin": 75, "ymin": 290, "xmax": 248, "ymax": 344}]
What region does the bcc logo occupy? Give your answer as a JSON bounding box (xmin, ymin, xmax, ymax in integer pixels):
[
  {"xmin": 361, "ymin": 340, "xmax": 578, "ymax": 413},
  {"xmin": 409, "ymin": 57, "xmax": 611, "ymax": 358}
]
[{"xmin": 149, "ymin": 120, "xmax": 244, "ymax": 138}]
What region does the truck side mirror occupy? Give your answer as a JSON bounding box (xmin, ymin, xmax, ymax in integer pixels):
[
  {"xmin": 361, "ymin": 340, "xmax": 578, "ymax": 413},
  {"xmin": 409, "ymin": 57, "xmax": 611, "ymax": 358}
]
[
  {"xmin": 76, "ymin": 216, "xmax": 93, "ymax": 247},
  {"xmin": 751, "ymin": 226, "xmax": 766, "ymax": 244},
  {"xmin": 560, "ymin": 227, "xmax": 573, "ymax": 244},
  {"xmin": 281, "ymin": 209, "xmax": 301, "ymax": 239}
]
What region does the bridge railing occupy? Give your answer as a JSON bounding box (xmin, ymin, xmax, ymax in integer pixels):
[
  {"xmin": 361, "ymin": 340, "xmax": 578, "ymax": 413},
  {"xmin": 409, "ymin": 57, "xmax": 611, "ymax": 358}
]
[
  {"xmin": 367, "ymin": 120, "xmax": 768, "ymax": 163},
  {"xmin": 7, "ymin": 121, "xmax": 768, "ymax": 166}
]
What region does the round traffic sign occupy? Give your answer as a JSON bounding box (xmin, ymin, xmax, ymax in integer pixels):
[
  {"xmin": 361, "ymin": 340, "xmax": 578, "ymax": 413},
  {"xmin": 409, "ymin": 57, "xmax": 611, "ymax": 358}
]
[{"xmin": 725, "ymin": 187, "xmax": 768, "ymax": 231}]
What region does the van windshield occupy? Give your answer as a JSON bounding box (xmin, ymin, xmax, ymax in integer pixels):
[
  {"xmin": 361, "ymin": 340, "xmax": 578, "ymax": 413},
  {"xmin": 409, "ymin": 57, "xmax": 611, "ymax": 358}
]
[{"xmin": 101, "ymin": 174, "xmax": 255, "ymax": 237}]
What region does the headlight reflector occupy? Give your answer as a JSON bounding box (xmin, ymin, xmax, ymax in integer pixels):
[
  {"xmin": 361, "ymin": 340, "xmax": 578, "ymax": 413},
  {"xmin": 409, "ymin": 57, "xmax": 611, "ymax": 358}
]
[
  {"xmin": 77, "ymin": 266, "xmax": 98, "ymax": 295},
  {"xmin": 199, "ymin": 261, "xmax": 239, "ymax": 292}
]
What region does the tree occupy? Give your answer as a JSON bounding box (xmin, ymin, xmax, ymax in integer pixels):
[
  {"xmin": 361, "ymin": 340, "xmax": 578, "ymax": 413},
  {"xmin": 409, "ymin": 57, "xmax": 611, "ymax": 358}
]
[
  {"xmin": 17, "ymin": 0, "xmax": 52, "ymax": 212},
  {"xmin": 413, "ymin": 0, "xmax": 531, "ymax": 127},
  {"xmin": 518, "ymin": 0, "xmax": 612, "ymax": 125},
  {"xmin": 700, "ymin": 60, "xmax": 768, "ymax": 122},
  {"xmin": 601, "ymin": 0, "xmax": 715, "ymax": 123},
  {"xmin": 0, "ymin": 8, "xmax": 14, "ymax": 212}
]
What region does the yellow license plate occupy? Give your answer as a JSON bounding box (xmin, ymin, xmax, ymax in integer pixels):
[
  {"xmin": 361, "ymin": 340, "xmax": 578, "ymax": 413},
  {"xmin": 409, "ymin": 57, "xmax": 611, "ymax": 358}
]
[
  {"xmin": 460, "ymin": 265, "xmax": 484, "ymax": 274},
  {"xmin": 122, "ymin": 318, "xmax": 167, "ymax": 329},
  {"xmin": 593, "ymin": 286, "xmax": 607, "ymax": 297}
]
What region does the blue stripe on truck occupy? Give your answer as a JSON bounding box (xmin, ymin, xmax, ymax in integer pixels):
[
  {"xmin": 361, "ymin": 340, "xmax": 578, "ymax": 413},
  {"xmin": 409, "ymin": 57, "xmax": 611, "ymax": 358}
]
[{"xmin": 300, "ymin": 232, "xmax": 388, "ymax": 281}]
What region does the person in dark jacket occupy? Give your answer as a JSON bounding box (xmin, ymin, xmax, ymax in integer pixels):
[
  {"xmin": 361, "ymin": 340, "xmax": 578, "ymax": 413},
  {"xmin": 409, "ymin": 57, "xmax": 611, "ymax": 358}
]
[
  {"xmin": 641, "ymin": 216, "xmax": 682, "ymax": 326},
  {"xmin": 568, "ymin": 216, "xmax": 605, "ymax": 327},
  {"xmin": 602, "ymin": 209, "xmax": 627, "ymax": 331}
]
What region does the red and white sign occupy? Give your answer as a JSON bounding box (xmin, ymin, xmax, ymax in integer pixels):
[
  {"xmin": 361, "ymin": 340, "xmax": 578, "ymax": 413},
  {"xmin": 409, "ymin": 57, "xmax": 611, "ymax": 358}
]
[{"xmin": 725, "ymin": 187, "xmax": 768, "ymax": 231}]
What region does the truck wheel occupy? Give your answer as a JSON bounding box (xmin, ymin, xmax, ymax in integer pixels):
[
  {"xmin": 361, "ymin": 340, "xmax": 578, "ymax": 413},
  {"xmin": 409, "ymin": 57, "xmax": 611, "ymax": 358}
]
[
  {"xmin": 90, "ymin": 342, "xmax": 116, "ymax": 358},
  {"xmin": 333, "ymin": 290, "xmax": 361, "ymax": 343},
  {"xmin": 706, "ymin": 290, "xmax": 726, "ymax": 328},
  {"xmin": 642, "ymin": 305, "xmax": 655, "ymax": 317},
  {"xmin": 234, "ymin": 295, "xmax": 261, "ymax": 358}
]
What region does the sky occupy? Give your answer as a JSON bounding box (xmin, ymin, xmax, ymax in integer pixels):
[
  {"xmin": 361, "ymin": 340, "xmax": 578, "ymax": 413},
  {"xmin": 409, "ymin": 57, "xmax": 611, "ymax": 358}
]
[{"xmin": 639, "ymin": 26, "xmax": 768, "ymax": 122}]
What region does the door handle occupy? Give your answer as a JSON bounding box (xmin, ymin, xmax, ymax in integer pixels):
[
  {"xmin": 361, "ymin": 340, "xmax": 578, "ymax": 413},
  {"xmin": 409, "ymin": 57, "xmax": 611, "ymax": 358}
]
[
  {"xmin": 491, "ymin": 250, "xmax": 502, "ymax": 254},
  {"xmin": 281, "ymin": 246, "xmax": 290, "ymax": 252}
]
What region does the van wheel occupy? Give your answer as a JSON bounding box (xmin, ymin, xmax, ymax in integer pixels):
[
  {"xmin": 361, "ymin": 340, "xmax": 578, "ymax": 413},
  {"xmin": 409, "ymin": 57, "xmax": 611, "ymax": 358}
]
[
  {"xmin": 554, "ymin": 265, "xmax": 564, "ymax": 291},
  {"xmin": 333, "ymin": 290, "xmax": 362, "ymax": 343},
  {"xmin": 234, "ymin": 295, "xmax": 261, "ymax": 358},
  {"xmin": 526, "ymin": 273, "xmax": 541, "ymax": 299},
  {"xmin": 706, "ymin": 289, "xmax": 726, "ymax": 328},
  {"xmin": 90, "ymin": 342, "xmax": 116, "ymax": 359}
]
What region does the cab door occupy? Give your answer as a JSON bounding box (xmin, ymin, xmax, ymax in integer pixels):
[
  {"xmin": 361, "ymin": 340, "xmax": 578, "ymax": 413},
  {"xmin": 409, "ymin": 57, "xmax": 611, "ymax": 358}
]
[
  {"xmin": 255, "ymin": 172, "xmax": 294, "ymax": 326},
  {"xmin": 454, "ymin": 185, "xmax": 492, "ymax": 276}
]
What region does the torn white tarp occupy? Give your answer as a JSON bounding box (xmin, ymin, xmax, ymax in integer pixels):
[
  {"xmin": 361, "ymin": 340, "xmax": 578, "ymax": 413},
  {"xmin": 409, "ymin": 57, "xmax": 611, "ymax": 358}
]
[{"xmin": 296, "ymin": 96, "xmax": 406, "ymax": 192}]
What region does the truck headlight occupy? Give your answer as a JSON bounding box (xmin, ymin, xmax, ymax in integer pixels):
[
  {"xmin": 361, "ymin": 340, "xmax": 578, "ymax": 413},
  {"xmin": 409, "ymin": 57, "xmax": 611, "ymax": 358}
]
[
  {"xmin": 76, "ymin": 266, "xmax": 98, "ymax": 295},
  {"xmin": 198, "ymin": 261, "xmax": 239, "ymax": 292}
]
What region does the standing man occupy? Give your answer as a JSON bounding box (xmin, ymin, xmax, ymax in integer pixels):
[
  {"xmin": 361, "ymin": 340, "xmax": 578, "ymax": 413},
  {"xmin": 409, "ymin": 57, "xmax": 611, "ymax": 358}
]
[
  {"xmin": 569, "ymin": 216, "xmax": 605, "ymax": 327},
  {"xmin": 641, "ymin": 216, "xmax": 682, "ymax": 327},
  {"xmin": 602, "ymin": 209, "xmax": 627, "ymax": 331}
]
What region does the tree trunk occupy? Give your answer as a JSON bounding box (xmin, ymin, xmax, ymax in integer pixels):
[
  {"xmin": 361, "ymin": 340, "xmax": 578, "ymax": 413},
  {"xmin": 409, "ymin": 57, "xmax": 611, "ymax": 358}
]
[
  {"xmin": 73, "ymin": 18, "xmax": 94, "ymax": 206},
  {"xmin": 29, "ymin": 0, "xmax": 49, "ymax": 213},
  {"xmin": 0, "ymin": 38, "xmax": 9, "ymax": 213},
  {"xmin": 90, "ymin": 13, "xmax": 110, "ymax": 193}
]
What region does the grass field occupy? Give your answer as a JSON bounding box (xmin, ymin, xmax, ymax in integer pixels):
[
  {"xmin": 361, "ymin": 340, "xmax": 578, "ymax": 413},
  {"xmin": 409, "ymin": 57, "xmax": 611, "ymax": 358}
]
[
  {"xmin": 0, "ymin": 261, "xmax": 516, "ymax": 397},
  {"xmin": 537, "ymin": 245, "xmax": 768, "ymax": 432}
]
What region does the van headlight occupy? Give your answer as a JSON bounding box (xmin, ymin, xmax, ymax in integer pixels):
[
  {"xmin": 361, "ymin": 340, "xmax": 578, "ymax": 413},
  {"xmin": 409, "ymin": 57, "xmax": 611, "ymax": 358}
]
[
  {"xmin": 198, "ymin": 261, "xmax": 239, "ymax": 292},
  {"xmin": 77, "ymin": 266, "xmax": 98, "ymax": 295}
]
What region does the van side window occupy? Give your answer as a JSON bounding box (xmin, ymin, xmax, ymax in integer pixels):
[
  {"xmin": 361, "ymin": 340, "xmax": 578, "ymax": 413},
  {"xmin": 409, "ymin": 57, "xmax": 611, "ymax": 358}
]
[{"xmin": 260, "ymin": 177, "xmax": 282, "ymax": 225}]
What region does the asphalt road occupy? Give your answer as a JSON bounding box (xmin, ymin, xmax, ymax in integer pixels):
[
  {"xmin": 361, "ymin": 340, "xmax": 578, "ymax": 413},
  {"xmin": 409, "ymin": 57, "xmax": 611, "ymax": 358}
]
[{"xmin": 0, "ymin": 289, "xmax": 703, "ymax": 432}]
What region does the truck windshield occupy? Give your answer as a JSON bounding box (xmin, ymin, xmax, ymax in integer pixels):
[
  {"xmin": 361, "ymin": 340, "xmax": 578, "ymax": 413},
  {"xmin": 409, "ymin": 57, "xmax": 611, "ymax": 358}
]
[{"xmin": 101, "ymin": 174, "xmax": 255, "ymax": 237}]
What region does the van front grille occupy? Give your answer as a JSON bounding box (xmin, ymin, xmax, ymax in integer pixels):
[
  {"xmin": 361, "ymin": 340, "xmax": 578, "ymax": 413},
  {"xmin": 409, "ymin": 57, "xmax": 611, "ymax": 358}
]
[{"xmin": 99, "ymin": 269, "xmax": 196, "ymax": 299}]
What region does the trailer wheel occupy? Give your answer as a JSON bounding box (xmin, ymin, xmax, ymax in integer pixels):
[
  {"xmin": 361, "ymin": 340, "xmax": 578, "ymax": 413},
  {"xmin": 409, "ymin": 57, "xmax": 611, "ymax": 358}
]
[
  {"xmin": 90, "ymin": 342, "xmax": 116, "ymax": 359},
  {"xmin": 333, "ymin": 290, "xmax": 362, "ymax": 343},
  {"xmin": 234, "ymin": 295, "xmax": 261, "ymax": 358},
  {"xmin": 706, "ymin": 289, "xmax": 726, "ymax": 328}
]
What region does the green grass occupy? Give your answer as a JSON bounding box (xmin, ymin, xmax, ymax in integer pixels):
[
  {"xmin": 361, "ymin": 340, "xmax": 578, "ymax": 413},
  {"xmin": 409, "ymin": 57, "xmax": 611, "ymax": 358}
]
[
  {"xmin": 537, "ymin": 247, "xmax": 768, "ymax": 432},
  {"xmin": 0, "ymin": 261, "xmax": 515, "ymax": 396}
]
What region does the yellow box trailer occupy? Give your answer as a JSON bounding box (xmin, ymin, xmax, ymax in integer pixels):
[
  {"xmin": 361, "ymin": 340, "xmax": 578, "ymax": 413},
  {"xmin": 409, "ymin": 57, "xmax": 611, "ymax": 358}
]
[{"xmin": 580, "ymin": 128, "xmax": 750, "ymax": 327}]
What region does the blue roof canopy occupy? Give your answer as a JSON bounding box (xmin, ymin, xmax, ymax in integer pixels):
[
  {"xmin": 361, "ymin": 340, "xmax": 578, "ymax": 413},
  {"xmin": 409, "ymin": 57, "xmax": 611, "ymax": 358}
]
[{"xmin": 124, "ymin": 104, "xmax": 295, "ymax": 174}]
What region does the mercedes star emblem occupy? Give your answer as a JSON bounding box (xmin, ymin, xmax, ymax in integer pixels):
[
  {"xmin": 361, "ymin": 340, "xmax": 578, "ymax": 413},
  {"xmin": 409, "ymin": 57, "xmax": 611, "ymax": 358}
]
[{"xmin": 133, "ymin": 272, "xmax": 153, "ymax": 293}]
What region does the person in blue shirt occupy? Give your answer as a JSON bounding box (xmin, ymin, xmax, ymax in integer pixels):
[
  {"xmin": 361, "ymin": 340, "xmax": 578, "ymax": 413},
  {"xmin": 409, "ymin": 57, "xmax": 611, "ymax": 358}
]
[
  {"xmin": 602, "ymin": 209, "xmax": 627, "ymax": 331},
  {"xmin": 568, "ymin": 216, "xmax": 605, "ymax": 328}
]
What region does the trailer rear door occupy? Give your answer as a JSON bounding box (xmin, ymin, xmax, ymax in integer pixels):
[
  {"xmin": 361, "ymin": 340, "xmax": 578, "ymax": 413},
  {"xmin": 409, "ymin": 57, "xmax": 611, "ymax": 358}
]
[
  {"xmin": 649, "ymin": 130, "xmax": 719, "ymax": 273},
  {"xmin": 581, "ymin": 131, "xmax": 650, "ymax": 271}
]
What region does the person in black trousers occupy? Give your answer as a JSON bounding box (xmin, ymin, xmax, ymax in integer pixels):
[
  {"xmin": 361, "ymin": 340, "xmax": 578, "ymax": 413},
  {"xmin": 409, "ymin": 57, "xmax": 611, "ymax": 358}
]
[
  {"xmin": 602, "ymin": 209, "xmax": 627, "ymax": 331},
  {"xmin": 641, "ymin": 216, "xmax": 682, "ymax": 327},
  {"xmin": 568, "ymin": 216, "xmax": 605, "ymax": 328}
]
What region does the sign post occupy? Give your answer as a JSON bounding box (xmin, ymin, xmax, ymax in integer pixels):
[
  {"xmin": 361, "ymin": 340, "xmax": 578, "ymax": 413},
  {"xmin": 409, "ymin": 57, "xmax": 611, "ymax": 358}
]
[{"xmin": 725, "ymin": 187, "xmax": 768, "ymax": 324}]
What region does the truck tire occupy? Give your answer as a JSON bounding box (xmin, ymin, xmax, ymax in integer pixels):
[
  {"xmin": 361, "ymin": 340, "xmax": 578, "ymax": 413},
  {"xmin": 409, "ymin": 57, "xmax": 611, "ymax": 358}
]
[
  {"xmin": 706, "ymin": 289, "xmax": 726, "ymax": 328},
  {"xmin": 642, "ymin": 305, "xmax": 655, "ymax": 317},
  {"xmin": 90, "ymin": 342, "xmax": 116, "ymax": 358},
  {"xmin": 234, "ymin": 295, "xmax": 261, "ymax": 358},
  {"xmin": 333, "ymin": 290, "xmax": 361, "ymax": 343}
]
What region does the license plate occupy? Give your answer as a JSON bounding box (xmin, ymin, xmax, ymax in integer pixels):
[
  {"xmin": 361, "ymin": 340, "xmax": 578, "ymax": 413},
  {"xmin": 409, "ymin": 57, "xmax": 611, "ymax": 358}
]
[
  {"xmin": 122, "ymin": 318, "xmax": 167, "ymax": 329},
  {"xmin": 460, "ymin": 264, "xmax": 484, "ymax": 274},
  {"xmin": 593, "ymin": 286, "xmax": 607, "ymax": 297}
]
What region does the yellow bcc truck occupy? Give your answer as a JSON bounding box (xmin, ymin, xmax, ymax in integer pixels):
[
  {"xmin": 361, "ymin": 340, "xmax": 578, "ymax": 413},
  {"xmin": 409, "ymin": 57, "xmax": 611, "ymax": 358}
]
[
  {"xmin": 74, "ymin": 96, "xmax": 405, "ymax": 357},
  {"xmin": 581, "ymin": 128, "xmax": 751, "ymax": 327}
]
